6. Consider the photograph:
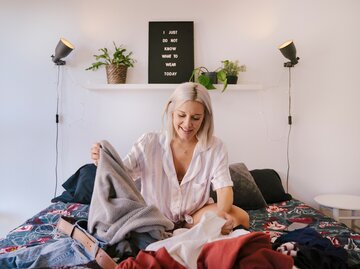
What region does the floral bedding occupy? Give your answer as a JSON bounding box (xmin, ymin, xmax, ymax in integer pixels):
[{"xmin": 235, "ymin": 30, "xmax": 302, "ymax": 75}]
[
  {"xmin": 0, "ymin": 202, "xmax": 89, "ymax": 255},
  {"xmin": 248, "ymin": 199, "xmax": 360, "ymax": 266},
  {"xmin": 1, "ymin": 199, "xmax": 359, "ymax": 266}
]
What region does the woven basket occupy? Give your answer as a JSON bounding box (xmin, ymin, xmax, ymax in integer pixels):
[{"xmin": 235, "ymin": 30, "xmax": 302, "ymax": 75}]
[{"xmin": 106, "ymin": 64, "xmax": 128, "ymax": 84}]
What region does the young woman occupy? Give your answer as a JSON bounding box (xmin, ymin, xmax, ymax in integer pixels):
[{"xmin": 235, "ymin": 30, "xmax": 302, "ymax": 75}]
[{"xmin": 91, "ymin": 82, "xmax": 249, "ymax": 234}]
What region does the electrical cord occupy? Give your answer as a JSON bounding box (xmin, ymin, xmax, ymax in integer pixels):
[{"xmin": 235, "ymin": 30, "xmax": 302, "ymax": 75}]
[
  {"xmin": 286, "ymin": 67, "xmax": 292, "ymax": 193},
  {"xmin": 54, "ymin": 65, "xmax": 61, "ymax": 198}
]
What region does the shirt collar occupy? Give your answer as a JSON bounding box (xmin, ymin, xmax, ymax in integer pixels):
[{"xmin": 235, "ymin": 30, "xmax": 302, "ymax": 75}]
[{"xmin": 162, "ymin": 131, "xmax": 210, "ymax": 153}]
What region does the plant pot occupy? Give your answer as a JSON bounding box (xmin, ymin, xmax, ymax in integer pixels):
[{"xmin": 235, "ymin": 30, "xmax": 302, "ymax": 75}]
[
  {"xmin": 106, "ymin": 64, "xmax": 128, "ymax": 84},
  {"xmin": 202, "ymin": 72, "xmax": 218, "ymax": 84},
  {"xmin": 226, "ymin": 75, "xmax": 238, "ymax": 84}
]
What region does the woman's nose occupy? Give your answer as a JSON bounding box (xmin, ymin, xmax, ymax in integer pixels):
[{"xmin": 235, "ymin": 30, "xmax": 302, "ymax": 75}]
[{"xmin": 183, "ymin": 116, "xmax": 192, "ymax": 127}]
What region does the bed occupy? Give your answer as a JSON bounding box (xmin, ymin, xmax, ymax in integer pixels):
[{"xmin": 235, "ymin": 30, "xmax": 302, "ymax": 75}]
[{"xmin": 1, "ymin": 163, "xmax": 359, "ymax": 268}]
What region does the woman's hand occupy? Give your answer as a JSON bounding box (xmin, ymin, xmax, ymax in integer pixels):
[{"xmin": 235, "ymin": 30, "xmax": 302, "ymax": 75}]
[
  {"xmin": 91, "ymin": 143, "xmax": 101, "ymax": 166},
  {"xmin": 217, "ymin": 210, "xmax": 234, "ymax": 235}
]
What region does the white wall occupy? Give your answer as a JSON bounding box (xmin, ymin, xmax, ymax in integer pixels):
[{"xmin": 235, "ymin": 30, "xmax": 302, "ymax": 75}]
[{"xmin": 1, "ymin": 0, "xmax": 360, "ymax": 236}]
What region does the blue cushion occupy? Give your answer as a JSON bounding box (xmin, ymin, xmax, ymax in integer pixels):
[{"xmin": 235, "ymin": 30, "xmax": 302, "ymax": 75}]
[{"xmin": 51, "ymin": 164, "xmax": 96, "ymax": 204}]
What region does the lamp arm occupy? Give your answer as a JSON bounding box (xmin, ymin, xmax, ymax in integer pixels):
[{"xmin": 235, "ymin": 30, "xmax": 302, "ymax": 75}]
[
  {"xmin": 284, "ymin": 57, "xmax": 300, "ymax": 67},
  {"xmin": 51, "ymin": 55, "xmax": 66, "ymax": 65}
]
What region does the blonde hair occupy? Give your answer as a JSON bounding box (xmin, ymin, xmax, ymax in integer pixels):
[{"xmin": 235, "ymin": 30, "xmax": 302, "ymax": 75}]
[{"xmin": 162, "ymin": 82, "xmax": 214, "ymax": 149}]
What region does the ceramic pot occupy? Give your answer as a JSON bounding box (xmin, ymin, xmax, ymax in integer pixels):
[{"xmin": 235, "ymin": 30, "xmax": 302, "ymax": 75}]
[
  {"xmin": 202, "ymin": 72, "xmax": 218, "ymax": 84},
  {"xmin": 226, "ymin": 75, "xmax": 238, "ymax": 84}
]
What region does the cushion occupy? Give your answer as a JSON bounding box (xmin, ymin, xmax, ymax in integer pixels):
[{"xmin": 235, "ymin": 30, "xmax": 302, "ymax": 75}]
[
  {"xmin": 210, "ymin": 163, "xmax": 267, "ymax": 210},
  {"xmin": 250, "ymin": 169, "xmax": 292, "ymax": 203},
  {"xmin": 51, "ymin": 164, "xmax": 97, "ymax": 204}
]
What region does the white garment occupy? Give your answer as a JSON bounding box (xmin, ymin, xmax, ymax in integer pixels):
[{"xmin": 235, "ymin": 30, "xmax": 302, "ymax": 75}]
[
  {"xmin": 122, "ymin": 132, "xmax": 233, "ymax": 223},
  {"xmin": 146, "ymin": 211, "xmax": 249, "ymax": 269}
]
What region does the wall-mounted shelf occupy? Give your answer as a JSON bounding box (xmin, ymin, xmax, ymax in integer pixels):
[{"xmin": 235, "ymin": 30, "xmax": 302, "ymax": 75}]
[{"xmin": 85, "ymin": 83, "xmax": 263, "ymax": 91}]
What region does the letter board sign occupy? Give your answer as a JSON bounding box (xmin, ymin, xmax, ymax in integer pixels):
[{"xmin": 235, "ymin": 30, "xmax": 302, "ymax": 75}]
[{"xmin": 148, "ymin": 21, "xmax": 194, "ymax": 83}]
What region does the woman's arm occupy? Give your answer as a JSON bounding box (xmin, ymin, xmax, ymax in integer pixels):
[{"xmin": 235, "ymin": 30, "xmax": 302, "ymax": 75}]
[
  {"xmin": 215, "ymin": 186, "xmax": 234, "ymax": 213},
  {"xmin": 215, "ymin": 186, "xmax": 235, "ymax": 234}
]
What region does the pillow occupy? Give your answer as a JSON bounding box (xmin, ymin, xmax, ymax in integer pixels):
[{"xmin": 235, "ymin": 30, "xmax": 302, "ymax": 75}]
[
  {"xmin": 52, "ymin": 164, "xmax": 97, "ymax": 204},
  {"xmin": 249, "ymin": 169, "xmax": 292, "ymax": 203},
  {"xmin": 210, "ymin": 163, "xmax": 267, "ymax": 210}
]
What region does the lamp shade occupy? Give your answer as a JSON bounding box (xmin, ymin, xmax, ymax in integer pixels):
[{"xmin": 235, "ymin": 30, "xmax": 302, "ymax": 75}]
[
  {"xmin": 278, "ymin": 40, "xmax": 299, "ymax": 67},
  {"xmin": 52, "ymin": 38, "xmax": 74, "ymax": 65}
]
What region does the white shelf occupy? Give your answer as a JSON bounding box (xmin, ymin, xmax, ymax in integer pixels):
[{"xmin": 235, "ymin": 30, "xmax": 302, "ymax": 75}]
[{"xmin": 85, "ymin": 83, "xmax": 263, "ymax": 91}]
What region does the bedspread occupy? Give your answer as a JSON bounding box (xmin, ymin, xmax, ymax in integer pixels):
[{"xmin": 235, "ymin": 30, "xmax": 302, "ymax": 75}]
[
  {"xmin": 0, "ymin": 202, "xmax": 89, "ymax": 255},
  {"xmin": 1, "ymin": 199, "xmax": 359, "ymax": 268},
  {"xmin": 248, "ymin": 199, "xmax": 360, "ymax": 266}
]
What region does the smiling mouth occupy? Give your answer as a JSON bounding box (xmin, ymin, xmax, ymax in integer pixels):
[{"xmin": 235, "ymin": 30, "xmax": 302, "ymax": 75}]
[{"xmin": 180, "ymin": 127, "xmax": 193, "ymax": 134}]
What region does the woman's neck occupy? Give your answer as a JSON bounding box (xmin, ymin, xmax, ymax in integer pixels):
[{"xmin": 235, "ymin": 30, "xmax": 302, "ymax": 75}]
[{"xmin": 172, "ymin": 136, "xmax": 197, "ymax": 147}]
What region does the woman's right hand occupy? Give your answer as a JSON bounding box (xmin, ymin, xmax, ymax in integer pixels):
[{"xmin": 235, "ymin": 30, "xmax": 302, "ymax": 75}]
[
  {"xmin": 218, "ymin": 211, "xmax": 234, "ymax": 235},
  {"xmin": 91, "ymin": 143, "xmax": 101, "ymax": 166}
]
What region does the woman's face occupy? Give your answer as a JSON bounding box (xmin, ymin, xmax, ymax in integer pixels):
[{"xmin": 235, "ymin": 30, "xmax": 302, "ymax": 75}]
[{"xmin": 172, "ymin": 100, "xmax": 205, "ymax": 142}]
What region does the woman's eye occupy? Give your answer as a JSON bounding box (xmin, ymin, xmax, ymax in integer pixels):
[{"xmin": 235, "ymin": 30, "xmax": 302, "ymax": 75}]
[
  {"xmin": 192, "ymin": 117, "xmax": 200, "ymax": 121},
  {"xmin": 178, "ymin": 114, "xmax": 186, "ymax": 118}
]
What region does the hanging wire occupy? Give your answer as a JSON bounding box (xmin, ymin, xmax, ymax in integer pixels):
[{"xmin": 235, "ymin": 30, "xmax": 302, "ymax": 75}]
[
  {"xmin": 286, "ymin": 67, "xmax": 292, "ymax": 193},
  {"xmin": 54, "ymin": 65, "xmax": 61, "ymax": 198}
]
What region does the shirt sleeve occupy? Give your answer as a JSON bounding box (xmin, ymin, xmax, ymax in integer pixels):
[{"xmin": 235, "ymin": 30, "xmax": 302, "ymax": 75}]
[
  {"xmin": 210, "ymin": 139, "xmax": 233, "ymax": 191},
  {"xmin": 122, "ymin": 133, "xmax": 148, "ymax": 180}
]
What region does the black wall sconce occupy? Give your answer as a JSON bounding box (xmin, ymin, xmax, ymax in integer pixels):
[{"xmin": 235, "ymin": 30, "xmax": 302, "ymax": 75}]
[
  {"xmin": 51, "ymin": 38, "xmax": 74, "ymax": 65},
  {"xmin": 278, "ymin": 40, "xmax": 299, "ymax": 67}
]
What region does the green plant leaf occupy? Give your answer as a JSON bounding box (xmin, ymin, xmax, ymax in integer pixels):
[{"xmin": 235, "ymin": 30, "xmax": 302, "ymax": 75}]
[
  {"xmin": 220, "ymin": 59, "xmax": 243, "ymax": 76},
  {"xmin": 217, "ymin": 70, "xmax": 227, "ymax": 82},
  {"xmin": 221, "ymin": 80, "xmax": 228, "ymax": 92},
  {"xmin": 217, "ymin": 70, "xmax": 228, "ymax": 92},
  {"xmin": 198, "ymin": 74, "xmax": 215, "ymax": 89},
  {"xmin": 189, "ymin": 66, "xmax": 230, "ymax": 91},
  {"xmin": 85, "ymin": 42, "xmax": 135, "ymax": 71}
]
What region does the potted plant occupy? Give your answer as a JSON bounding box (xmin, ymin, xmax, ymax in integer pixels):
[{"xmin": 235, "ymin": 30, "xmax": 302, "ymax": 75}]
[
  {"xmin": 220, "ymin": 60, "xmax": 246, "ymax": 84},
  {"xmin": 189, "ymin": 66, "xmax": 228, "ymax": 92},
  {"xmin": 86, "ymin": 42, "xmax": 135, "ymax": 84}
]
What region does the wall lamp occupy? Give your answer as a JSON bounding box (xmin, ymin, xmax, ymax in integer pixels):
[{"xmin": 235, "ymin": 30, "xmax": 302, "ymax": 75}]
[
  {"xmin": 51, "ymin": 37, "xmax": 74, "ymax": 197},
  {"xmin": 51, "ymin": 38, "xmax": 74, "ymax": 65},
  {"xmin": 278, "ymin": 39, "xmax": 300, "ymax": 193},
  {"xmin": 278, "ymin": 40, "xmax": 299, "ymax": 67}
]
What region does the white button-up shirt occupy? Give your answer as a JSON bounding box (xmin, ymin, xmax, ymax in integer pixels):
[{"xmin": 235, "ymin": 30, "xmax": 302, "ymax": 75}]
[{"xmin": 122, "ymin": 132, "xmax": 233, "ymax": 223}]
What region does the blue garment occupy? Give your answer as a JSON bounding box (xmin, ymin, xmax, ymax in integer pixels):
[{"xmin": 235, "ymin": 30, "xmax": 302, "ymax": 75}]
[
  {"xmin": 0, "ymin": 216, "xmax": 158, "ymax": 268},
  {"xmin": 274, "ymin": 227, "xmax": 348, "ymax": 268},
  {"xmin": 0, "ymin": 220, "xmax": 99, "ymax": 269},
  {"xmin": 0, "ymin": 237, "xmax": 92, "ymax": 269},
  {"xmin": 275, "ymin": 227, "xmax": 347, "ymax": 262},
  {"xmin": 105, "ymin": 231, "xmax": 159, "ymax": 259}
]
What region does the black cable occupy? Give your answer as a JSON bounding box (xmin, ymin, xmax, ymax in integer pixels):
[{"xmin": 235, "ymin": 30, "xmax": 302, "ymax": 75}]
[
  {"xmin": 286, "ymin": 122, "xmax": 292, "ymax": 193},
  {"xmin": 54, "ymin": 65, "xmax": 61, "ymax": 198},
  {"xmin": 286, "ymin": 67, "xmax": 292, "ymax": 193}
]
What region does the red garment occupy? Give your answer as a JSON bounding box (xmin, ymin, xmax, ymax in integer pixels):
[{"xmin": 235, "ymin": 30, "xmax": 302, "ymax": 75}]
[
  {"xmin": 197, "ymin": 232, "xmax": 294, "ymax": 269},
  {"xmin": 116, "ymin": 247, "xmax": 186, "ymax": 269}
]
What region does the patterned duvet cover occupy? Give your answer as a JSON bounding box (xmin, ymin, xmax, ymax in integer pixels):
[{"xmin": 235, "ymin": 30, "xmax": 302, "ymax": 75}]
[{"xmin": 1, "ymin": 199, "xmax": 359, "ymax": 267}]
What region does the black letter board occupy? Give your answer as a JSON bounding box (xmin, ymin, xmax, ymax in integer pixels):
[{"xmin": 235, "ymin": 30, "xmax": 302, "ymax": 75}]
[{"xmin": 148, "ymin": 21, "xmax": 194, "ymax": 83}]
